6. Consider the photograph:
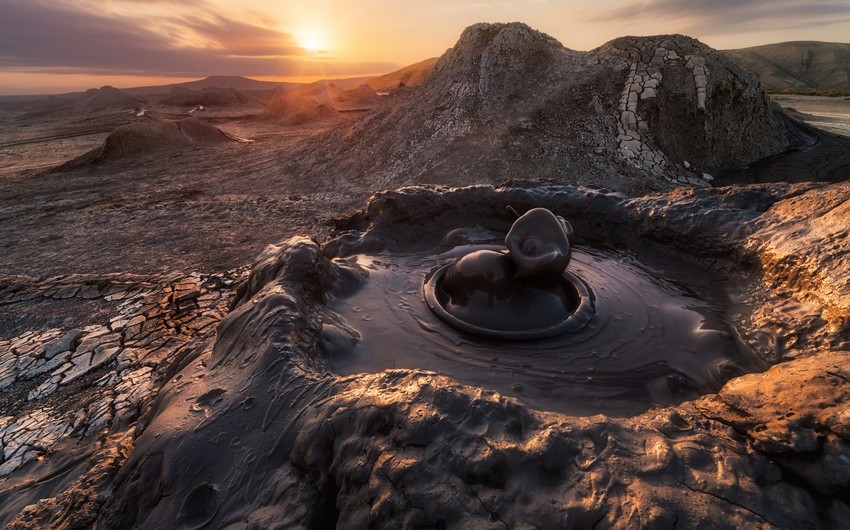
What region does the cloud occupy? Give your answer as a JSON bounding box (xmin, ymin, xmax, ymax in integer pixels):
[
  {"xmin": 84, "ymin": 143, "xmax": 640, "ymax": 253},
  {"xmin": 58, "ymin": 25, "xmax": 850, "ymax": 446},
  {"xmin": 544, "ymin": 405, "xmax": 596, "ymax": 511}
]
[
  {"xmin": 177, "ymin": 14, "xmax": 304, "ymax": 58},
  {"xmin": 584, "ymin": 0, "xmax": 850, "ymax": 35},
  {"xmin": 0, "ymin": 0, "xmax": 397, "ymax": 77}
]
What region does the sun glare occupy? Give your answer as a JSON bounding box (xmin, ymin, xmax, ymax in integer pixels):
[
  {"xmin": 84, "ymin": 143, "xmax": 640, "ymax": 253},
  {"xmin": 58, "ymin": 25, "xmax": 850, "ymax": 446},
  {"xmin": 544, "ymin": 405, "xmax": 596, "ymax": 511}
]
[{"xmin": 298, "ymin": 28, "xmax": 327, "ymax": 53}]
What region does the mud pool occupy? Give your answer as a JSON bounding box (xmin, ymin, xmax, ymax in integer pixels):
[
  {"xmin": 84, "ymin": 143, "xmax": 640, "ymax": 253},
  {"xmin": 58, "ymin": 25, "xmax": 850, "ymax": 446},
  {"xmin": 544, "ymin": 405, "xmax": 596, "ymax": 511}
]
[{"xmin": 323, "ymin": 243, "xmax": 763, "ymax": 416}]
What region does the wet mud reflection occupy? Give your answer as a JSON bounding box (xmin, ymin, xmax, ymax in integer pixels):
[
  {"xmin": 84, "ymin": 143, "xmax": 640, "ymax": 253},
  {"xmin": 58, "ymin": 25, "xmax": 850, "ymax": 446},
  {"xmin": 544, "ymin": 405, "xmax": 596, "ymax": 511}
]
[{"xmin": 324, "ymin": 245, "xmax": 764, "ymax": 416}]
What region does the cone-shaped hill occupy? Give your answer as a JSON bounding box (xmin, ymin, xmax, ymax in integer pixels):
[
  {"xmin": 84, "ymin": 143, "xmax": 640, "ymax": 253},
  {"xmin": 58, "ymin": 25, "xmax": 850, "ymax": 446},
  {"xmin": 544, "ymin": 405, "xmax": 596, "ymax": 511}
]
[
  {"xmin": 59, "ymin": 118, "xmax": 240, "ymax": 170},
  {"xmin": 80, "ymin": 86, "xmax": 146, "ymax": 113},
  {"xmin": 265, "ymin": 82, "xmax": 386, "ymax": 124},
  {"xmin": 284, "ymin": 23, "xmax": 794, "ymax": 195}
]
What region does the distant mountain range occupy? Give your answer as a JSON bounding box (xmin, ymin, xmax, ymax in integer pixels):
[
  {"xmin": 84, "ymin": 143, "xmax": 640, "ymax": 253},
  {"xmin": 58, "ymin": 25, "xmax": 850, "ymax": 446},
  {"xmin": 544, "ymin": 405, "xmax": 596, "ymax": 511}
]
[
  {"xmin": 4, "ymin": 40, "xmax": 849, "ymax": 103},
  {"xmin": 148, "ymin": 44, "xmax": 850, "ymax": 96},
  {"xmin": 724, "ymin": 41, "xmax": 850, "ymax": 93}
]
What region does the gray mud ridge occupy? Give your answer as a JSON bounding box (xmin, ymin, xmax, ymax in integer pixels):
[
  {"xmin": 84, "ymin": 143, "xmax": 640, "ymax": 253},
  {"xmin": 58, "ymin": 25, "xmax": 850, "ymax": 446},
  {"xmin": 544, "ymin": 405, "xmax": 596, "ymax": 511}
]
[
  {"xmin": 23, "ymin": 183, "xmax": 834, "ymax": 529},
  {"xmin": 285, "ymin": 23, "xmax": 793, "ymax": 195}
]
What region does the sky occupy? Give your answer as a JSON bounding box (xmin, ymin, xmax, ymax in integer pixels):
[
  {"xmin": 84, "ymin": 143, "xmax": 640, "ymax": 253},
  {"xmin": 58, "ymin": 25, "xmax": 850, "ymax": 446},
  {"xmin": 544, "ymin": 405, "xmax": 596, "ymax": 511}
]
[{"xmin": 2, "ymin": 0, "xmax": 850, "ymax": 95}]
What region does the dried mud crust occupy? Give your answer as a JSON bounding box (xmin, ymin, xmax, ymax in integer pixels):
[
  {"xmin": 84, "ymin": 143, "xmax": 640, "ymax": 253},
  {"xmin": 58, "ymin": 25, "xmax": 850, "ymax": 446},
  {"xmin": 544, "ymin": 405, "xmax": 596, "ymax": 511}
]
[
  {"xmin": 74, "ymin": 183, "xmax": 850, "ymax": 529},
  {"xmin": 0, "ymin": 139, "xmax": 360, "ymax": 278},
  {"xmin": 0, "ymin": 269, "xmax": 245, "ymax": 526}
]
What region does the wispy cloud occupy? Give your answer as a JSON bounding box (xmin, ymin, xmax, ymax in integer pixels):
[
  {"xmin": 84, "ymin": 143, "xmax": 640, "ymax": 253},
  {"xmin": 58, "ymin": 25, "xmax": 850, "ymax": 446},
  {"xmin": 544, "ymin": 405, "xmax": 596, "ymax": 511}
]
[
  {"xmin": 0, "ymin": 0, "xmax": 396, "ymax": 77},
  {"xmin": 177, "ymin": 14, "xmax": 303, "ymax": 57},
  {"xmin": 584, "ymin": 0, "xmax": 850, "ymax": 35},
  {"xmin": 421, "ymin": 0, "xmax": 551, "ymax": 15}
]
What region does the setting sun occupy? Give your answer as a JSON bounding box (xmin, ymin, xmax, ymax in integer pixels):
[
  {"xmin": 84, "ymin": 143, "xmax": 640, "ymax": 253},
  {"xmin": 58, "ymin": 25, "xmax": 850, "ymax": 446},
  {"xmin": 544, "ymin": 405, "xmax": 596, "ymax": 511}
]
[{"xmin": 298, "ymin": 27, "xmax": 327, "ymax": 53}]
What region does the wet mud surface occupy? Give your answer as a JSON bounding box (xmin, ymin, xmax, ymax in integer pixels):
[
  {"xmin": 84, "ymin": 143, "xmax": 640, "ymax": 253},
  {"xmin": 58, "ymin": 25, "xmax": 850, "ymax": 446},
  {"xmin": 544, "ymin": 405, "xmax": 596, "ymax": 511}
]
[
  {"xmin": 0, "ymin": 135, "xmax": 848, "ymax": 529},
  {"xmin": 771, "ymin": 94, "xmax": 850, "ymax": 137},
  {"xmin": 326, "ymin": 242, "xmax": 761, "ymax": 416}
]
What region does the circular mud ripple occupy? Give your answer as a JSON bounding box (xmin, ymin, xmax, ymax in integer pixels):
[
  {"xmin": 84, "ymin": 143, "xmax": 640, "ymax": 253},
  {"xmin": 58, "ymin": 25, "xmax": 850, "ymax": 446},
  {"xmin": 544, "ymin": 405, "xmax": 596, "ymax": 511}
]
[
  {"xmin": 423, "ymin": 262, "xmax": 594, "ymax": 340},
  {"xmin": 324, "ymin": 245, "xmax": 763, "ymax": 416}
]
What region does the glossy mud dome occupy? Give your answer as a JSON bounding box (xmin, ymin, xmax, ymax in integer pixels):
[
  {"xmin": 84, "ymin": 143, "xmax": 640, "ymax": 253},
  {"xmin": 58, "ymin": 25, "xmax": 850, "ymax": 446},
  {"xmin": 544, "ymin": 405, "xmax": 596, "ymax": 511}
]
[{"xmin": 324, "ymin": 242, "xmax": 762, "ymax": 416}]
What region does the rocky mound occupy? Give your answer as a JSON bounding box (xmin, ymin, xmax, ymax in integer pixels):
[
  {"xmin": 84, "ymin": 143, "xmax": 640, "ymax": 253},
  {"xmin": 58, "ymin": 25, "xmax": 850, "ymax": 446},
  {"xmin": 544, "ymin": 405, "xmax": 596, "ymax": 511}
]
[
  {"xmin": 265, "ymin": 90, "xmax": 341, "ymax": 125},
  {"xmin": 334, "ymin": 84, "xmax": 385, "ymax": 108},
  {"xmin": 159, "ymin": 86, "xmax": 249, "ymax": 107},
  {"xmin": 18, "ymin": 86, "xmax": 147, "ymax": 119},
  {"xmin": 596, "ymin": 35, "xmax": 790, "ymax": 179},
  {"xmin": 725, "ymin": 41, "xmax": 850, "ymax": 93},
  {"xmin": 283, "ymin": 23, "xmax": 794, "ymax": 195},
  {"xmin": 59, "ymin": 118, "xmax": 238, "ymax": 169},
  {"xmin": 79, "ymin": 86, "xmax": 146, "ymax": 113}
]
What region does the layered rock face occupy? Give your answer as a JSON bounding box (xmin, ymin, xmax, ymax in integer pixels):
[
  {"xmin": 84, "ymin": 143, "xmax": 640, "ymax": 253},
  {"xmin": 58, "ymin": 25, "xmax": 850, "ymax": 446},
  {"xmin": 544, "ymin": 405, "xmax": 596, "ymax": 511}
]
[
  {"xmin": 597, "ymin": 35, "xmax": 788, "ymax": 184},
  {"xmin": 287, "ymin": 23, "xmax": 792, "ymax": 195}
]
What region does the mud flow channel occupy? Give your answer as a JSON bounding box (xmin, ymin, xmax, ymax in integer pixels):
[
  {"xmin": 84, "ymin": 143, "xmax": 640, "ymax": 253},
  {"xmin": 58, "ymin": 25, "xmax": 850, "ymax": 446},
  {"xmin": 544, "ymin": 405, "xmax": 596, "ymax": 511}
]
[{"xmin": 320, "ymin": 240, "xmax": 765, "ymax": 416}]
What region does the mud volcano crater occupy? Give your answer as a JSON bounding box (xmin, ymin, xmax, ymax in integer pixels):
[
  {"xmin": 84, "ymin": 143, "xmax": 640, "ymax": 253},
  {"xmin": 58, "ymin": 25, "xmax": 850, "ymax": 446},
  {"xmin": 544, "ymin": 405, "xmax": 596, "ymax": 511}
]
[
  {"xmin": 97, "ymin": 182, "xmax": 850, "ymax": 529},
  {"xmin": 320, "ymin": 190, "xmax": 764, "ymax": 416}
]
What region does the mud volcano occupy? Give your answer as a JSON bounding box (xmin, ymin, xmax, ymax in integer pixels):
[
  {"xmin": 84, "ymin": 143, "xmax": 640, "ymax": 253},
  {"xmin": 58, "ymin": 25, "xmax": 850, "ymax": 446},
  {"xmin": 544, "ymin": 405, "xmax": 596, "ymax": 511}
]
[
  {"xmin": 324, "ymin": 200, "xmax": 762, "ymax": 416},
  {"xmin": 51, "ymin": 182, "xmax": 846, "ymax": 529}
]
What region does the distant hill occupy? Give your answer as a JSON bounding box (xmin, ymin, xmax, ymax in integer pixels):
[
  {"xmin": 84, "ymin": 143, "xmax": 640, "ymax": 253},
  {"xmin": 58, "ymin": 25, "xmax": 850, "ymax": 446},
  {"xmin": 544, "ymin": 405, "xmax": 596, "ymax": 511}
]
[
  {"xmin": 59, "ymin": 117, "xmax": 240, "ymax": 170},
  {"xmin": 159, "ymin": 86, "xmax": 250, "ymax": 107},
  {"xmin": 1, "ymin": 70, "xmax": 429, "ymax": 104},
  {"xmin": 81, "ymin": 86, "xmax": 145, "ymax": 112},
  {"xmin": 125, "ymin": 76, "xmax": 299, "ymax": 97},
  {"xmin": 178, "ymin": 76, "xmax": 295, "ymax": 91},
  {"xmin": 15, "ymin": 86, "xmax": 145, "ymax": 119},
  {"xmin": 724, "ymin": 41, "xmax": 850, "ymax": 92},
  {"xmin": 319, "ymin": 76, "xmax": 375, "ymax": 90},
  {"xmin": 367, "ymin": 58, "xmax": 438, "ymax": 91}
]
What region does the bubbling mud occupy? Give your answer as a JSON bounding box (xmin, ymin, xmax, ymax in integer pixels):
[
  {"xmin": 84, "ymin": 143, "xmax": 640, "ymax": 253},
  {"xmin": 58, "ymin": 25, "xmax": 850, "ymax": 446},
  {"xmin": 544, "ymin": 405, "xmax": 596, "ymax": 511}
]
[
  {"xmin": 323, "ymin": 243, "xmax": 764, "ymax": 416},
  {"xmin": 423, "ymin": 207, "xmax": 590, "ymax": 340}
]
